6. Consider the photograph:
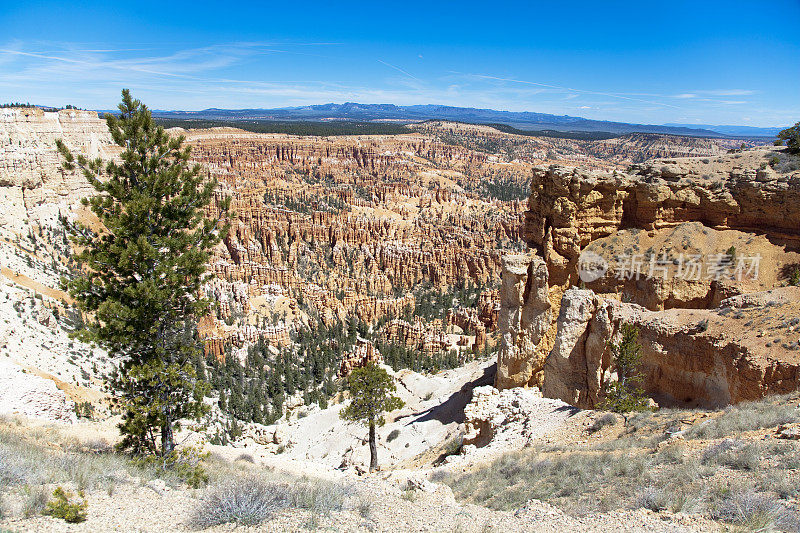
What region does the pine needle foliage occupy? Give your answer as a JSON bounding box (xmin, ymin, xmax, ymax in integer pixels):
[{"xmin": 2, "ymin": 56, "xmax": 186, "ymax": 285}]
[
  {"xmin": 776, "ymin": 121, "xmax": 800, "ymax": 155},
  {"xmin": 600, "ymin": 323, "xmax": 651, "ymax": 413},
  {"xmin": 340, "ymin": 364, "xmax": 404, "ymax": 471},
  {"xmin": 56, "ymin": 89, "xmax": 229, "ymax": 457}
]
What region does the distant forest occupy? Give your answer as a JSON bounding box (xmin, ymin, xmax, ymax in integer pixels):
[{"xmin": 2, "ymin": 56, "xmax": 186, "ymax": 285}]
[
  {"xmin": 153, "ymin": 117, "xmax": 622, "ymax": 140},
  {"xmin": 154, "ymin": 118, "xmax": 411, "ymax": 136},
  {"xmin": 428, "ymin": 120, "xmax": 621, "ymax": 141}
]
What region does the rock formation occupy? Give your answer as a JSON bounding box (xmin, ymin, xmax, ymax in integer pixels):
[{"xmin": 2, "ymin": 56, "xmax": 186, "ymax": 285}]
[
  {"xmin": 543, "ymin": 286, "xmax": 800, "ymax": 408},
  {"xmin": 338, "ymin": 337, "xmax": 383, "ymax": 377},
  {"xmin": 495, "ymin": 254, "xmax": 552, "ymax": 389},
  {"xmin": 500, "ymin": 146, "xmax": 800, "ymax": 407}
]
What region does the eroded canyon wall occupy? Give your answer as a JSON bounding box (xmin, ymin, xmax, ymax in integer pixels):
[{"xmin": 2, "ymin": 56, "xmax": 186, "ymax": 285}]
[{"xmin": 500, "ymin": 147, "xmax": 800, "ymax": 407}]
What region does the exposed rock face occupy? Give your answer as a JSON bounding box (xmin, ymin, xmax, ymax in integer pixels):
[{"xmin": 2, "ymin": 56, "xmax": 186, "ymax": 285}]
[
  {"xmin": 0, "ymin": 358, "xmax": 77, "ymax": 423},
  {"xmin": 525, "ymin": 149, "xmax": 800, "ymax": 288},
  {"xmin": 542, "ymin": 288, "xmax": 614, "ymax": 407},
  {"xmin": 447, "ymin": 308, "xmax": 487, "ymax": 352},
  {"xmin": 543, "ymin": 287, "xmax": 800, "ymax": 408},
  {"xmin": 461, "ymin": 384, "xmax": 572, "ymax": 460},
  {"xmin": 495, "ymin": 254, "xmax": 552, "ymax": 389},
  {"xmin": 500, "ymin": 147, "xmax": 800, "ymax": 407},
  {"xmin": 0, "ymin": 108, "xmax": 116, "ymax": 235},
  {"xmin": 380, "ymin": 318, "xmax": 451, "ymax": 355},
  {"xmin": 185, "ymin": 128, "xmax": 529, "ymax": 358},
  {"xmin": 338, "ymin": 337, "xmax": 383, "ymax": 377}
]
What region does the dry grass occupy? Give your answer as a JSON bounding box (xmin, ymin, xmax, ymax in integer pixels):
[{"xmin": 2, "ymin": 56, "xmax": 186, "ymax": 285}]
[
  {"xmin": 444, "ymin": 394, "xmax": 800, "ymax": 529},
  {"xmin": 685, "ymin": 397, "xmax": 799, "ymax": 439}
]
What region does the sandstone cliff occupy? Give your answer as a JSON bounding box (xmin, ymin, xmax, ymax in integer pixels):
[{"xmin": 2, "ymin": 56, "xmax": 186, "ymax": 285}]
[{"xmin": 500, "ymin": 147, "xmax": 800, "ymax": 407}]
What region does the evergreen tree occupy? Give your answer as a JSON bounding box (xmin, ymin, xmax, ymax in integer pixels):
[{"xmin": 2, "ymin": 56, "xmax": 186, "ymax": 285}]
[
  {"xmin": 776, "ymin": 121, "xmax": 800, "ymax": 155},
  {"xmin": 56, "ymin": 89, "xmax": 229, "ymax": 456},
  {"xmin": 339, "ymin": 364, "xmax": 404, "ymax": 471},
  {"xmin": 600, "ymin": 323, "xmax": 651, "ymax": 414}
]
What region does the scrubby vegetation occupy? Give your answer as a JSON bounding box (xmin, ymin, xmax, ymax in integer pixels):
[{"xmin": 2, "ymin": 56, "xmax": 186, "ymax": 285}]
[
  {"xmin": 444, "ymin": 394, "xmax": 800, "ymax": 530},
  {"xmin": 43, "ymin": 487, "xmax": 87, "ymax": 523},
  {"xmin": 0, "ymin": 416, "xmax": 361, "ymax": 529},
  {"xmin": 190, "ymin": 474, "xmax": 351, "ymax": 529}
]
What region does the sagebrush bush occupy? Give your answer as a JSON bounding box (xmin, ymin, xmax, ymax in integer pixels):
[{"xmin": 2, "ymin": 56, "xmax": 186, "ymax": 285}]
[
  {"xmin": 190, "ymin": 474, "xmax": 350, "ymax": 529},
  {"xmin": 714, "ymin": 490, "xmax": 797, "ymax": 531},
  {"xmin": 387, "ymin": 429, "xmax": 401, "ymax": 442},
  {"xmin": 132, "ymin": 446, "xmax": 209, "ymax": 488},
  {"xmin": 634, "ymin": 486, "xmax": 669, "ymax": 511},
  {"xmin": 22, "ymin": 485, "xmax": 49, "ymax": 518},
  {"xmin": 589, "ymin": 413, "xmax": 617, "ymax": 433},
  {"xmin": 191, "ymin": 476, "xmax": 282, "ymax": 528}
]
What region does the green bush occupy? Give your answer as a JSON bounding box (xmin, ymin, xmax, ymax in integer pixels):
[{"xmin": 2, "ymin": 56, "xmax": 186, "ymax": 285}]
[
  {"xmin": 789, "ymin": 267, "xmax": 800, "ymax": 287},
  {"xmin": 43, "ymin": 487, "xmax": 87, "ymax": 523},
  {"xmin": 131, "ymin": 446, "xmax": 209, "ymax": 488},
  {"xmin": 73, "ymin": 401, "xmax": 95, "ymax": 420}
]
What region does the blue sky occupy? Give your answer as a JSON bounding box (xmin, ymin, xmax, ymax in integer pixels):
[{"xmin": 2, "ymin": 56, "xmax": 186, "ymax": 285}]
[{"xmin": 1, "ymin": 0, "xmax": 798, "ymax": 126}]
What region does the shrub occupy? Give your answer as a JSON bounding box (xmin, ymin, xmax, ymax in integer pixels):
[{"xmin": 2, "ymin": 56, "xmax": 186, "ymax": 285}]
[
  {"xmin": 73, "ymin": 401, "xmax": 95, "ymax": 419},
  {"xmin": 22, "ymin": 485, "xmax": 49, "ymax": 518},
  {"xmin": 132, "ymin": 446, "xmax": 209, "ymax": 488},
  {"xmin": 725, "ymin": 246, "xmax": 736, "ymax": 263},
  {"xmin": 190, "ymin": 474, "xmax": 349, "ymax": 529},
  {"xmin": 686, "ymin": 400, "xmax": 798, "ymax": 439},
  {"xmin": 589, "ymin": 413, "xmax": 617, "ymax": 433},
  {"xmin": 634, "ymin": 486, "xmax": 669, "ymax": 511},
  {"xmin": 702, "ymin": 440, "xmax": 760, "ymax": 471},
  {"xmin": 387, "ymin": 429, "xmax": 401, "ymax": 442},
  {"xmin": 44, "ymin": 487, "xmax": 87, "ymax": 523},
  {"xmin": 789, "ymin": 267, "xmax": 800, "ymax": 287},
  {"xmin": 714, "ymin": 491, "xmax": 794, "ymax": 531},
  {"xmin": 191, "ymin": 476, "xmax": 282, "ymax": 528}
]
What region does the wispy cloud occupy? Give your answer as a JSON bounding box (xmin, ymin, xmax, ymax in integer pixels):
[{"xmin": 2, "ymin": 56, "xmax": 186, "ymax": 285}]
[
  {"xmin": 376, "ymin": 59, "xmax": 422, "ymax": 82},
  {"xmin": 463, "ymin": 73, "xmax": 683, "ymax": 109},
  {"xmin": 0, "ymin": 40, "xmax": 790, "ymax": 127}
]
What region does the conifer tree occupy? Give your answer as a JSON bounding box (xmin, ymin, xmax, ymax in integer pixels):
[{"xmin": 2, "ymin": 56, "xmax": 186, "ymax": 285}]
[
  {"xmin": 340, "ymin": 364, "xmax": 404, "ymax": 471},
  {"xmin": 56, "ymin": 89, "xmax": 229, "ymax": 457},
  {"xmin": 600, "ymin": 323, "xmax": 650, "ymax": 414}
]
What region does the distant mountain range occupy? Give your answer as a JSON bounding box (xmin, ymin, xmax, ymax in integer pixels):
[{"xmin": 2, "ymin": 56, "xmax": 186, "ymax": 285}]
[
  {"xmin": 147, "ymin": 103, "xmax": 783, "ymax": 138},
  {"xmin": 663, "ymin": 123, "xmax": 785, "ymax": 137}
]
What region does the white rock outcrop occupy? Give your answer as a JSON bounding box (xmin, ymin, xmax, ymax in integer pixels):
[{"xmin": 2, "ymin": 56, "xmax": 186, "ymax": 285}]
[
  {"xmin": 462, "ymin": 385, "xmax": 572, "ymax": 459},
  {"xmin": 0, "ymin": 358, "xmax": 76, "ymax": 423}
]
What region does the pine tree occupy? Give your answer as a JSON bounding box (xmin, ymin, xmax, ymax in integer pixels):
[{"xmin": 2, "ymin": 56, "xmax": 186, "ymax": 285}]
[
  {"xmin": 600, "ymin": 323, "xmax": 651, "ymax": 414},
  {"xmin": 776, "ymin": 121, "xmax": 800, "ymax": 155},
  {"xmin": 56, "ymin": 89, "xmax": 229, "ymax": 457},
  {"xmin": 339, "ymin": 364, "xmax": 404, "ymax": 471}
]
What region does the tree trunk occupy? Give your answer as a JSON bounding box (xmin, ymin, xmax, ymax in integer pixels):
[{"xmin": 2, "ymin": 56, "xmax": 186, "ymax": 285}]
[
  {"xmin": 162, "ymin": 405, "xmax": 175, "ymax": 456},
  {"xmin": 368, "ymin": 420, "xmax": 378, "ymax": 472}
]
